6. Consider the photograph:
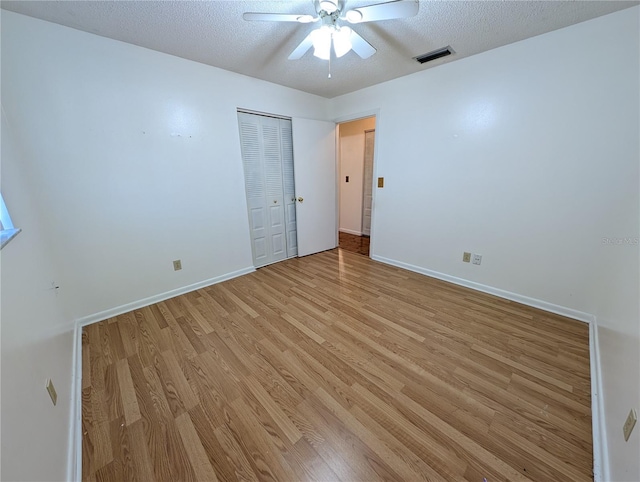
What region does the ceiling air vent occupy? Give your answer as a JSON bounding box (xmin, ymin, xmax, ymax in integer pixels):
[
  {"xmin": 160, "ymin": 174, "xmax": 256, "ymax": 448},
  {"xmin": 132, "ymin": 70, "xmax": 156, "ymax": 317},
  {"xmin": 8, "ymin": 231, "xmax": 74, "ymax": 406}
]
[{"xmin": 414, "ymin": 46, "xmax": 454, "ymax": 64}]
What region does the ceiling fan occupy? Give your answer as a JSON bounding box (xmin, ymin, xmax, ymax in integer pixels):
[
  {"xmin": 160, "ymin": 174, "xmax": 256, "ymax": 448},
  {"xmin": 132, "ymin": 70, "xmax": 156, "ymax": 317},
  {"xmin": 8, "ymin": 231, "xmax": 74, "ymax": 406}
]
[{"xmin": 243, "ymin": 0, "xmax": 419, "ymax": 61}]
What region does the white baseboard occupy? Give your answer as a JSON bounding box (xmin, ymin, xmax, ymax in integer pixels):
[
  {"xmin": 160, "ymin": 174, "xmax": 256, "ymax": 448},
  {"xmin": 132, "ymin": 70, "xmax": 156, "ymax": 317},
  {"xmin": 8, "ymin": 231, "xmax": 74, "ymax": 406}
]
[
  {"xmin": 590, "ymin": 320, "xmax": 608, "ymax": 482},
  {"xmin": 339, "ymin": 228, "xmax": 363, "ymax": 236},
  {"xmin": 75, "ymin": 267, "xmax": 255, "ymax": 327},
  {"xmin": 371, "ymin": 255, "xmax": 595, "ymax": 323}
]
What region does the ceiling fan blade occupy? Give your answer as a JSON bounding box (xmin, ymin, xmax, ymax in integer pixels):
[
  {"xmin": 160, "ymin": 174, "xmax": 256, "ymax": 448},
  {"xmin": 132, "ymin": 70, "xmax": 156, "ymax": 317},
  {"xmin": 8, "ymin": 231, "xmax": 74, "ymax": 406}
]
[
  {"xmin": 344, "ymin": 0, "xmax": 418, "ymax": 23},
  {"xmin": 243, "ymin": 12, "xmax": 313, "ymax": 22},
  {"xmin": 350, "ymin": 30, "xmax": 376, "ymax": 59},
  {"xmin": 288, "ymin": 32, "xmax": 315, "ymax": 60}
]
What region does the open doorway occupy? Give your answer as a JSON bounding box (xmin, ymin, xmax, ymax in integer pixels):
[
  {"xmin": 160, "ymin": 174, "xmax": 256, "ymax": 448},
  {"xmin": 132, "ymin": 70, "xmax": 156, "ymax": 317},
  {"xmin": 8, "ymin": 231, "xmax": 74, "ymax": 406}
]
[{"xmin": 337, "ymin": 116, "xmax": 376, "ymax": 257}]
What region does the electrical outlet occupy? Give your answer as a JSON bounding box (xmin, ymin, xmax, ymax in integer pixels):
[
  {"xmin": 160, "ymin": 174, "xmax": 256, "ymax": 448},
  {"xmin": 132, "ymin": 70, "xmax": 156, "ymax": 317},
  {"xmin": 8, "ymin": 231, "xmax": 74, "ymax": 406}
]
[
  {"xmin": 173, "ymin": 259, "xmax": 182, "ymax": 271},
  {"xmin": 463, "ymin": 252, "xmax": 471, "ymax": 263},
  {"xmin": 472, "ymin": 254, "xmax": 482, "ymax": 265},
  {"xmin": 46, "ymin": 379, "xmax": 57, "ymax": 406},
  {"xmin": 623, "ymin": 408, "xmax": 637, "ymax": 441}
]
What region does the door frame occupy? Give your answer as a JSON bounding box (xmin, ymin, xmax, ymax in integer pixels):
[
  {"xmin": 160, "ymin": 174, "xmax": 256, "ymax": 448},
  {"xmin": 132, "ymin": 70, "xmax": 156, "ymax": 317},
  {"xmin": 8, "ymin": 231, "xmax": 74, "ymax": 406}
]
[
  {"xmin": 334, "ymin": 109, "xmax": 381, "ymax": 257},
  {"xmin": 361, "ymin": 128, "xmax": 375, "ymax": 237}
]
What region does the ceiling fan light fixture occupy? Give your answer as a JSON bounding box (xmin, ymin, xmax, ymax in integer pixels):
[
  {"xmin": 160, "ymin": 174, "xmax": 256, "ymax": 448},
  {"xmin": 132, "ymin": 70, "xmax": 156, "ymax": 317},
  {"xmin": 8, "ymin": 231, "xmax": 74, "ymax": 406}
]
[
  {"xmin": 245, "ymin": 0, "xmax": 419, "ymax": 63},
  {"xmin": 319, "ymin": 0, "xmax": 339, "ymax": 13},
  {"xmin": 333, "ymin": 27, "xmax": 352, "ymax": 57},
  {"xmin": 297, "ymin": 14, "xmax": 315, "ymax": 23},
  {"xmin": 312, "ymin": 26, "xmax": 332, "ymax": 60},
  {"xmin": 345, "ymin": 9, "xmax": 363, "ymax": 23}
]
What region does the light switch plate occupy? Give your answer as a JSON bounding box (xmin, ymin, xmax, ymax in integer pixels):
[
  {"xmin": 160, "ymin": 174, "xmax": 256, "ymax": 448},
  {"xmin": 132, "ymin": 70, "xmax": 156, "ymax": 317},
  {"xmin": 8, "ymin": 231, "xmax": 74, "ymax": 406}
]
[
  {"xmin": 377, "ymin": 177, "xmax": 384, "ymax": 188},
  {"xmin": 623, "ymin": 408, "xmax": 637, "ymax": 441},
  {"xmin": 173, "ymin": 259, "xmax": 182, "ymax": 271},
  {"xmin": 46, "ymin": 379, "xmax": 57, "ymax": 406}
]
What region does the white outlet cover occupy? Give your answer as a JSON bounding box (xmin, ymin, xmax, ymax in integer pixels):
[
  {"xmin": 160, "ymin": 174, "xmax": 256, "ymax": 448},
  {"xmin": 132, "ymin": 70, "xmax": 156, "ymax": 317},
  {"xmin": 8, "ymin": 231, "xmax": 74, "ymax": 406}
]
[{"xmin": 472, "ymin": 254, "xmax": 482, "ymax": 265}]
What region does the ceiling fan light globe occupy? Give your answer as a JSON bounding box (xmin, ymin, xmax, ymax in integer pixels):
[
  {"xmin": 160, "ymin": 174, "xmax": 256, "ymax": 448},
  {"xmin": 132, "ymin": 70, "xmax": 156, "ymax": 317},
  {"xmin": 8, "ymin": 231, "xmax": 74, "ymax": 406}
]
[
  {"xmin": 311, "ymin": 27, "xmax": 332, "ymax": 60},
  {"xmin": 311, "ymin": 26, "xmax": 332, "ymax": 47},
  {"xmin": 319, "ymin": 0, "xmax": 338, "ymax": 13},
  {"xmin": 333, "ymin": 27, "xmax": 352, "ymax": 57},
  {"xmin": 313, "ymin": 45, "xmax": 331, "ymax": 60},
  {"xmin": 345, "ymin": 10, "xmax": 363, "ymax": 23}
]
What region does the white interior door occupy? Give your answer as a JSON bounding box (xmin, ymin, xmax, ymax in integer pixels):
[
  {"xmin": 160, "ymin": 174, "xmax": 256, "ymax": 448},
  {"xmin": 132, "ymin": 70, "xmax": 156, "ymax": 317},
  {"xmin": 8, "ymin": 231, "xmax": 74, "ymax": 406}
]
[
  {"xmin": 362, "ymin": 129, "xmax": 375, "ymax": 236},
  {"xmin": 292, "ymin": 118, "xmax": 337, "ymax": 257}
]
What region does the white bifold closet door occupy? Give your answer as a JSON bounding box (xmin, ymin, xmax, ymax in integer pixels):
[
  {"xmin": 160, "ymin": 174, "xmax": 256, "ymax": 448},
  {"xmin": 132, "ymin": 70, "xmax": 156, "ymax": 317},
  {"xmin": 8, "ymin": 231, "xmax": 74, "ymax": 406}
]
[{"xmin": 238, "ymin": 112, "xmax": 297, "ymax": 268}]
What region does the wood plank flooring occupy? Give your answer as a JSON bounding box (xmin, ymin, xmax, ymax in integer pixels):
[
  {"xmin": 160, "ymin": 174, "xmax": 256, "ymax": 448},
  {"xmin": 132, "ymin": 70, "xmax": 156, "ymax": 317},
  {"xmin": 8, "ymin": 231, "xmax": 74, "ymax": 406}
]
[{"xmin": 82, "ymin": 248, "xmax": 592, "ymax": 481}]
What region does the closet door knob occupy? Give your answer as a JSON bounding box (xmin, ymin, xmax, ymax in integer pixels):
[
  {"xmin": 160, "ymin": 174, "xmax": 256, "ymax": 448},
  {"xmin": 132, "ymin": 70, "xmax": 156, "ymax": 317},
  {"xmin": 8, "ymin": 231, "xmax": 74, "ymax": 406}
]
[
  {"xmin": 297, "ymin": 197, "xmax": 304, "ymax": 203},
  {"xmin": 273, "ymin": 200, "xmax": 277, "ymax": 204}
]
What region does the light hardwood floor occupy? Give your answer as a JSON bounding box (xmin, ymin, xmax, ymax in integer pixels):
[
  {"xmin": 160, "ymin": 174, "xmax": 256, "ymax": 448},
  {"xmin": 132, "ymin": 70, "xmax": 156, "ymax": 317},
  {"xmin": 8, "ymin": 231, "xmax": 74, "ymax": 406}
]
[{"xmin": 82, "ymin": 248, "xmax": 592, "ymax": 481}]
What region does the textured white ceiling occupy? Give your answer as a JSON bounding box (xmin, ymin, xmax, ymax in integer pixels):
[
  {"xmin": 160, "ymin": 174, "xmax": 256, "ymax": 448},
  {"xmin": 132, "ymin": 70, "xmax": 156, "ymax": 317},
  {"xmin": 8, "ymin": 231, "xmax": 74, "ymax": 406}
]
[{"xmin": 1, "ymin": 1, "xmax": 636, "ymax": 98}]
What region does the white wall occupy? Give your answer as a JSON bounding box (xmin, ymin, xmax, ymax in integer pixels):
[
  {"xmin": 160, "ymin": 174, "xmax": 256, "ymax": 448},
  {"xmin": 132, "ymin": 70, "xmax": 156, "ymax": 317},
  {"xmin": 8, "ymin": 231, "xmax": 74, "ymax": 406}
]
[
  {"xmin": 1, "ymin": 11, "xmax": 329, "ymax": 322},
  {"xmin": 339, "ymin": 117, "xmax": 376, "ymax": 235},
  {"xmin": 1, "ymin": 109, "xmax": 74, "ymax": 482},
  {"xmin": 330, "ymin": 7, "xmax": 640, "ymax": 480},
  {"xmin": 594, "ymin": 139, "xmax": 639, "ymax": 479}
]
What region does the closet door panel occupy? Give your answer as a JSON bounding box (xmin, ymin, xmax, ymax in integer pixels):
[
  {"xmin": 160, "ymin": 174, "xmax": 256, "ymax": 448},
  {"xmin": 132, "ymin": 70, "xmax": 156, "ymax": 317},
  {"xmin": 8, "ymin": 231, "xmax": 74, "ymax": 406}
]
[
  {"xmin": 239, "ymin": 112, "xmax": 298, "ymax": 267},
  {"xmin": 238, "ymin": 113, "xmax": 270, "ymax": 267},
  {"xmin": 261, "ymin": 117, "xmax": 287, "ymax": 263}
]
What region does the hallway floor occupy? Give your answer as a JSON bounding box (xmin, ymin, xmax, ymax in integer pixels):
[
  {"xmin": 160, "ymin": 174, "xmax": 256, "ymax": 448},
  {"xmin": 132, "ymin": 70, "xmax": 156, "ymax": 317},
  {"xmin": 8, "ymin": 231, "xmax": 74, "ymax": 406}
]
[{"xmin": 338, "ymin": 231, "xmax": 370, "ymax": 256}]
